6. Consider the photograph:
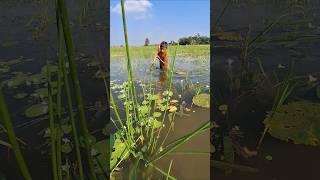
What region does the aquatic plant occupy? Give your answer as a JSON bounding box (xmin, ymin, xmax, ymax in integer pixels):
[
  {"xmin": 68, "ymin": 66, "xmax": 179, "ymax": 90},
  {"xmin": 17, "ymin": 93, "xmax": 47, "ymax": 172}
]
[
  {"xmin": 264, "ymin": 101, "xmax": 320, "ymax": 146},
  {"xmin": 56, "ymin": 0, "xmax": 97, "ymax": 179},
  {"xmin": 0, "ymin": 87, "xmax": 31, "ymax": 180}
]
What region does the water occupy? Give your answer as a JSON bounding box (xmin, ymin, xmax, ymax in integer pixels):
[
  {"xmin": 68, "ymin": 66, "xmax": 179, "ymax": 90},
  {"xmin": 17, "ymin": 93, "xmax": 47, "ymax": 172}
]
[
  {"xmin": 213, "ymin": 0, "xmax": 320, "ymax": 179},
  {"xmin": 110, "ymin": 52, "xmax": 210, "ymax": 179}
]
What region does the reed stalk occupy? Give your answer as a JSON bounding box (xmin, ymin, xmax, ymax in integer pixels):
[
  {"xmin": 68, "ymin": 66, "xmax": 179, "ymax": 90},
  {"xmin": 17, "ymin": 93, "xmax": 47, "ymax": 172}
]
[
  {"xmin": 56, "ymin": 0, "xmax": 97, "ymax": 179},
  {"xmin": 47, "ymin": 63, "xmax": 58, "ymax": 180},
  {"xmin": 0, "ymin": 90, "xmax": 32, "ymax": 180}
]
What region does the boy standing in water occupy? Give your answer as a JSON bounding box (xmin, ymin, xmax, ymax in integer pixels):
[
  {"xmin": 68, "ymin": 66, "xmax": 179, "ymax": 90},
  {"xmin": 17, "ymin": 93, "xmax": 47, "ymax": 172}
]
[{"xmin": 156, "ymin": 41, "xmax": 169, "ymax": 70}]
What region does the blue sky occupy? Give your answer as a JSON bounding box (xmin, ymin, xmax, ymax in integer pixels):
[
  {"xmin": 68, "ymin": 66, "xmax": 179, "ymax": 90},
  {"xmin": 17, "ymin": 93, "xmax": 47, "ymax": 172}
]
[{"xmin": 111, "ymin": 0, "xmax": 210, "ymax": 46}]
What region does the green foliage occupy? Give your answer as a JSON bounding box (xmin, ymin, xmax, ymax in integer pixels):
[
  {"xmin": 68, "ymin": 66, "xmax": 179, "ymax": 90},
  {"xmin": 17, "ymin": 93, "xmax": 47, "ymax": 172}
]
[
  {"xmin": 178, "ymin": 34, "xmax": 209, "ymax": 45},
  {"xmin": 192, "ymin": 93, "xmax": 210, "ymax": 108},
  {"xmin": 144, "ymin": 38, "xmax": 150, "ymax": 46},
  {"xmin": 264, "ymin": 101, "xmax": 320, "ymax": 146},
  {"xmin": 24, "ymin": 103, "xmax": 48, "ymax": 118}
]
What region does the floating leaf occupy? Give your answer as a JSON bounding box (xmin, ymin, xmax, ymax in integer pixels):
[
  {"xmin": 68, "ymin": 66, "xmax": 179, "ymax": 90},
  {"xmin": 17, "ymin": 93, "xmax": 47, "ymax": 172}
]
[
  {"xmin": 218, "ymin": 104, "xmax": 228, "ymax": 114},
  {"xmin": 61, "ymin": 143, "xmax": 73, "ymax": 154},
  {"xmin": 265, "ymin": 155, "xmax": 273, "ymax": 161},
  {"xmin": 34, "ymin": 88, "xmax": 57, "ymax": 98},
  {"xmin": 62, "ymin": 124, "xmax": 72, "ymax": 134},
  {"xmin": 13, "ymin": 93, "xmax": 28, "ymax": 99},
  {"xmin": 264, "ymin": 101, "xmax": 320, "ymax": 146},
  {"xmin": 25, "ymin": 104, "xmax": 48, "ymax": 118},
  {"xmin": 192, "ymin": 93, "xmax": 210, "ymax": 108}
]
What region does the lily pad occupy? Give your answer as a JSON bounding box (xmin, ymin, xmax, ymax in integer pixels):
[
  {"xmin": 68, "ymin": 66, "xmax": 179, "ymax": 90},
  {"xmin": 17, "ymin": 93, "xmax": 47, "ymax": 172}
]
[
  {"xmin": 264, "ymin": 101, "xmax": 320, "ymax": 146},
  {"xmin": 13, "ymin": 93, "xmax": 28, "ymax": 99},
  {"xmin": 34, "ymin": 88, "xmax": 57, "ymax": 98},
  {"xmin": 192, "ymin": 93, "xmax": 210, "ymax": 108},
  {"xmin": 25, "ymin": 104, "xmax": 48, "ymax": 118},
  {"xmin": 6, "ymin": 72, "xmax": 29, "ymax": 88},
  {"xmin": 61, "ymin": 143, "xmax": 73, "ymax": 154},
  {"xmin": 62, "ymin": 124, "xmax": 72, "ymax": 134}
]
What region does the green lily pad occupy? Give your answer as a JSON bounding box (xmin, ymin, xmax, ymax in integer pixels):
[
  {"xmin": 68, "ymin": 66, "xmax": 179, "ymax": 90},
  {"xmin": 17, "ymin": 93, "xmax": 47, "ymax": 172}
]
[
  {"xmin": 25, "ymin": 104, "xmax": 48, "ymax": 118},
  {"xmin": 13, "ymin": 93, "xmax": 28, "ymax": 99},
  {"xmin": 192, "ymin": 93, "xmax": 210, "ymax": 108},
  {"xmin": 265, "ymin": 155, "xmax": 273, "ymax": 161},
  {"xmin": 62, "ymin": 124, "xmax": 72, "ymax": 134},
  {"xmin": 34, "ymin": 88, "xmax": 57, "ymax": 98},
  {"xmin": 264, "ymin": 101, "xmax": 320, "ymax": 146},
  {"xmin": 61, "ymin": 143, "xmax": 73, "ymax": 154},
  {"xmin": 6, "ymin": 72, "xmax": 29, "ymax": 88}
]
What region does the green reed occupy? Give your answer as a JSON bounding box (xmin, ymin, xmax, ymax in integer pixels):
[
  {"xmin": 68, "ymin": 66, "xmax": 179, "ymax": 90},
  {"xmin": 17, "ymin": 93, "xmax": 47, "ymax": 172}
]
[
  {"xmin": 47, "ymin": 63, "xmax": 58, "ymax": 180},
  {"xmin": 56, "ymin": 11, "xmax": 63, "ymax": 180},
  {"xmin": 257, "ymin": 60, "xmax": 297, "ymax": 148},
  {"xmin": 0, "ymin": 90, "xmax": 32, "ymax": 180},
  {"xmin": 56, "ymin": 0, "xmax": 97, "ymax": 179}
]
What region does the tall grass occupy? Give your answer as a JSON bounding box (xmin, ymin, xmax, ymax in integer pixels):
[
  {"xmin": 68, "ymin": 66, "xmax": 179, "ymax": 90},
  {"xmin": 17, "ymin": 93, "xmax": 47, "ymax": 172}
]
[
  {"xmin": 47, "ymin": 63, "xmax": 58, "ymax": 180},
  {"xmin": 257, "ymin": 60, "xmax": 296, "ymax": 148},
  {"xmin": 0, "ymin": 89, "xmax": 32, "ymax": 180},
  {"xmin": 56, "ymin": 0, "xmax": 97, "ymax": 179}
]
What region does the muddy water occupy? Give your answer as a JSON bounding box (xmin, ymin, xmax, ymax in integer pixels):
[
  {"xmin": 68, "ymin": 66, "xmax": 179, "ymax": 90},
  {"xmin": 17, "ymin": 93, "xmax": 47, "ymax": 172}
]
[
  {"xmin": 213, "ymin": 0, "xmax": 320, "ymax": 179},
  {"xmin": 110, "ymin": 55, "xmax": 210, "ymax": 179}
]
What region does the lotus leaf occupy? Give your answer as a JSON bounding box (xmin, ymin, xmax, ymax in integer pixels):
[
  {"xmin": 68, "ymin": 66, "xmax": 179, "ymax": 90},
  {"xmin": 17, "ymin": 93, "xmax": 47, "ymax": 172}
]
[
  {"xmin": 25, "ymin": 104, "xmax": 48, "ymax": 118},
  {"xmin": 264, "ymin": 101, "xmax": 320, "ymax": 146},
  {"xmin": 192, "ymin": 93, "xmax": 210, "ymax": 108}
]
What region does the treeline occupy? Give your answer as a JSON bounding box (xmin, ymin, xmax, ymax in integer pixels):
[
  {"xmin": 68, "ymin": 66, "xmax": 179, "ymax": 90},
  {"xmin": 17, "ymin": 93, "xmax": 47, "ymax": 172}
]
[
  {"xmin": 174, "ymin": 34, "xmax": 210, "ymax": 45},
  {"xmin": 144, "ymin": 33, "xmax": 210, "ymax": 46}
]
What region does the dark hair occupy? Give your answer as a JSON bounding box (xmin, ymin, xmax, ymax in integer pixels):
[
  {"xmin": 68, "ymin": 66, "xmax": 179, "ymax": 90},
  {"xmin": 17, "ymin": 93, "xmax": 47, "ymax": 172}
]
[{"xmin": 160, "ymin": 41, "xmax": 168, "ymax": 48}]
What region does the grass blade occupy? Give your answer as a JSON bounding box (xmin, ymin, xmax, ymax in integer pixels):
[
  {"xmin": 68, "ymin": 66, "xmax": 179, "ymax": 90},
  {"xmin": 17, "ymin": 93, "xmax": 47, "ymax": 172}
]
[
  {"xmin": 56, "ymin": 0, "xmax": 97, "ymax": 179},
  {"xmin": 148, "ymin": 120, "xmax": 210, "ymax": 164},
  {"xmin": 47, "ymin": 63, "xmax": 59, "ymax": 180},
  {"xmin": 0, "ymin": 90, "xmax": 31, "ymax": 180}
]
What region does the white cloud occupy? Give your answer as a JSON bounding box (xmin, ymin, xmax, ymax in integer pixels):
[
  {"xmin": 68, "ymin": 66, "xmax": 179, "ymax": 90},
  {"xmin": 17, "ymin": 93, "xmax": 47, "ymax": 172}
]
[{"xmin": 111, "ymin": 0, "xmax": 152, "ymax": 19}]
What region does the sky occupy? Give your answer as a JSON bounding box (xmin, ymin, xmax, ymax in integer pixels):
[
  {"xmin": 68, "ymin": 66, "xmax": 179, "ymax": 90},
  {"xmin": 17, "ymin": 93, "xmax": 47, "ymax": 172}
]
[{"xmin": 110, "ymin": 0, "xmax": 210, "ymax": 46}]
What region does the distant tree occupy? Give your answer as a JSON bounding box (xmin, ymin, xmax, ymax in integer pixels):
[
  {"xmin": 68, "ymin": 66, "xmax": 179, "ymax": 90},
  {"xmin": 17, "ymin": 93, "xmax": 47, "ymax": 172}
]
[
  {"xmin": 178, "ymin": 34, "xmax": 209, "ymax": 45},
  {"xmin": 144, "ymin": 38, "xmax": 150, "ymax": 46},
  {"xmin": 178, "ymin": 37, "xmax": 191, "ymax": 45},
  {"xmin": 169, "ymin": 40, "xmax": 178, "ymax": 45}
]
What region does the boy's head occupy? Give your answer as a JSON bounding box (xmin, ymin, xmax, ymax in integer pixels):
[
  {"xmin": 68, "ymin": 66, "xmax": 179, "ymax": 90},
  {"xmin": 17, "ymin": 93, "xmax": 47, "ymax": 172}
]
[{"xmin": 159, "ymin": 41, "xmax": 168, "ymax": 52}]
